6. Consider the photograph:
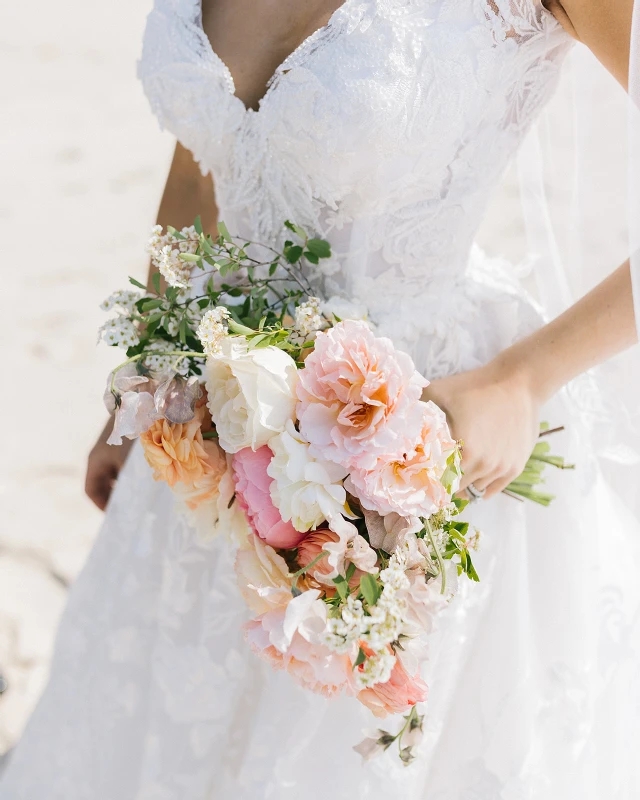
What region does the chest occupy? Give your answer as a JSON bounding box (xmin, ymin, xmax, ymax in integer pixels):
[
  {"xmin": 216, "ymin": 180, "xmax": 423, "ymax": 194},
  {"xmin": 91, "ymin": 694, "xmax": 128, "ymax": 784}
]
[{"xmin": 200, "ymin": 0, "xmax": 347, "ymax": 111}]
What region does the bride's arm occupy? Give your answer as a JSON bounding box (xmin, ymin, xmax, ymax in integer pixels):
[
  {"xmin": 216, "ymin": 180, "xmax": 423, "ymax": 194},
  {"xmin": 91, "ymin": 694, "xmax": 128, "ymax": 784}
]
[
  {"xmin": 544, "ymin": 0, "xmax": 634, "ymax": 88},
  {"xmin": 424, "ymin": 263, "xmax": 637, "ymax": 498},
  {"xmin": 85, "ymin": 143, "xmax": 218, "ymax": 511},
  {"xmin": 425, "ymin": 1, "xmax": 638, "ymax": 498}
]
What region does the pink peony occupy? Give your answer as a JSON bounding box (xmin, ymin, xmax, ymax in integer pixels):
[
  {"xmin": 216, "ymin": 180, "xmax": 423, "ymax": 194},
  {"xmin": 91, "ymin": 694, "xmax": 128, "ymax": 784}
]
[
  {"xmin": 233, "ymin": 446, "xmax": 307, "ymax": 549},
  {"xmin": 296, "ymin": 320, "xmax": 427, "ymax": 471},
  {"xmin": 347, "ymin": 401, "xmax": 459, "ymax": 519},
  {"xmin": 356, "ymin": 646, "xmax": 428, "ymax": 718},
  {"xmin": 245, "ymin": 611, "xmax": 353, "ymax": 698}
]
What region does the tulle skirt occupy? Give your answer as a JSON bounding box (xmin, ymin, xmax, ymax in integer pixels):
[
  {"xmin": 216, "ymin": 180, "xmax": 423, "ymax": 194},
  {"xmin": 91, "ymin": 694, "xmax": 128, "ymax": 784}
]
[
  {"xmin": 2, "ymin": 393, "xmax": 640, "ymax": 799},
  {"xmin": 3, "ymin": 259, "xmax": 640, "ymax": 798}
]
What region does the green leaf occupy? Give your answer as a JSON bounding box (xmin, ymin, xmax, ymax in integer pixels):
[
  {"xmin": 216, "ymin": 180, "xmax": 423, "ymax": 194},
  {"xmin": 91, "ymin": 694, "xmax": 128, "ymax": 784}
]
[
  {"xmin": 151, "ymin": 272, "xmax": 162, "ymax": 295},
  {"xmin": 179, "ymin": 253, "xmax": 201, "ymax": 263},
  {"xmin": 140, "ymin": 298, "xmax": 165, "ymax": 312},
  {"xmin": 269, "ymin": 261, "xmax": 278, "ymax": 276},
  {"xmin": 129, "ymin": 276, "xmax": 147, "ymax": 290},
  {"xmin": 332, "ymin": 575, "xmax": 350, "ymax": 602},
  {"xmin": 228, "ymin": 319, "xmax": 257, "ymax": 336},
  {"xmin": 217, "ymin": 221, "xmax": 231, "ymax": 241},
  {"xmin": 179, "ymin": 319, "xmax": 189, "ymax": 344},
  {"xmin": 304, "ymin": 250, "xmax": 319, "ymax": 265},
  {"xmin": 284, "ymin": 245, "xmax": 304, "ymax": 264},
  {"xmin": 359, "ymin": 574, "xmax": 381, "ymax": 607},
  {"xmin": 465, "ymin": 552, "xmax": 480, "ymax": 582},
  {"xmin": 247, "ymin": 334, "xmax": 267, "ymax": 350},
  {"xmin": 345, "ymin": 562, "xmax": 357, "ymax": 582},
  {"xmin": 352, "ymin": 647, "xmax": 367, "ymax": 670},
  {"xmin": 193, "ymin": 215, "xmax": 203, "ymax": 235},
  {"xmin": 306, "ymin": 238, "xmax": 331, "ymax": 258},
  {"xmin": 284, "ymin": 220, "xmax": 307, "ymax": 240}
]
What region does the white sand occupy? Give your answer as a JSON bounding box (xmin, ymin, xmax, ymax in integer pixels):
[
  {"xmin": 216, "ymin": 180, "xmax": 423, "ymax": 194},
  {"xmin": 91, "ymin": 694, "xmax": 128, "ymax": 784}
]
[
  {"xmin": 0, "ymin": 0, "xmax": 173, "ymax": 752},
  {"xmin": 0, "ymin": 0, "xmax": 628, "ymax": 756}
]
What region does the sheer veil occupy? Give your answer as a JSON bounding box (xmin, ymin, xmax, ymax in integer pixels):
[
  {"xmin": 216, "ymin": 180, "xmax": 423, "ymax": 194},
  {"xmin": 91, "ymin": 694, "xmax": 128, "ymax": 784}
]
[{"xmin": 514, "ymin": 2, "xmax": 640, "ymax": 512}]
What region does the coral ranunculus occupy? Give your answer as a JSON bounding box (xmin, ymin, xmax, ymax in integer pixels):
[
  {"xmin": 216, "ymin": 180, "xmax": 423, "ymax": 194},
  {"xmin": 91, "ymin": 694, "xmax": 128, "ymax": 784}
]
[
  {"xmin": 140, "ymin": 406, "xmax": 227, "ymax": 509},
  {"xmin": 297, "ymin": 529, "xmax": 362, "ymax": 589},
  {"xmin": 232, "ymin": 446, "xmax": 308, "ymax": 549},
  {"xmin": 296, "ymin": 320, "xmax": 428, "ymax": 471},
  {"xmin": 356, "ymin": 653, "xmax": 429, "ymax": 719}
]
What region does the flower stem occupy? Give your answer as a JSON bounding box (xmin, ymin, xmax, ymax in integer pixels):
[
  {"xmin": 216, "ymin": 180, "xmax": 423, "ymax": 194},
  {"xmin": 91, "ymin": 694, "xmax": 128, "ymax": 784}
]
[{"xmin": 425, "ymin": 518, "xmax": 447, "ymax": 595}]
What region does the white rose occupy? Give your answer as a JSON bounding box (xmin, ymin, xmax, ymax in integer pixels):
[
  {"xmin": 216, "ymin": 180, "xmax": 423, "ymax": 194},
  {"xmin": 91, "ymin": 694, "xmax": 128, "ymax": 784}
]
[
  {"xmin": 205, "ymin": 337, "xmax": 297, "ymax": 453},
  {"xmin": 267, "ymin": 420, "xmax": 351, "ymax": 532}
]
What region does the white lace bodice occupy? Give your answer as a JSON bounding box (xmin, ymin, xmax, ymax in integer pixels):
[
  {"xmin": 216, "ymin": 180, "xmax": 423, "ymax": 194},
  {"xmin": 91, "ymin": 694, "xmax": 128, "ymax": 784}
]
[{"xmin": 138, "ymin": 0, "xmax": 572, "ymax": 377}]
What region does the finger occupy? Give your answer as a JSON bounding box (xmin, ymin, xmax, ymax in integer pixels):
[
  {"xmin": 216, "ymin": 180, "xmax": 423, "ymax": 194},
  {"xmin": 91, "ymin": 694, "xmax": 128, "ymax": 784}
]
[
  {"xmin": 484, "ymin": 471, "xmax": 518, "ymax": 499},
  {"xmin": 457, "ymin": 465, "xmax": 502, "ymax": 501},
  {"xmin": 457, "ymin": 456, "xmax": 492, "ymax": 492}
]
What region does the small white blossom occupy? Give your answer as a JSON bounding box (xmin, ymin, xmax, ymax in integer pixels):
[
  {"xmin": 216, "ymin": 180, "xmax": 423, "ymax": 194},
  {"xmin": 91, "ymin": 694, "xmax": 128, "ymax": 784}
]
[
  {"xmin": 146, "ymin": 225, "xmax": 200, "ymax": 289},
  {"xmin": 294, "ymin": 297, "xmax": 325, "ymax": 338},
  {"xmin": 97, "ymin": 316, "xmax": 140, "ymax": 349},
  {"xmin": 379, "ymin": 554, "xmax": 411, "ymax": 593},
  {"xmin": 165, "ymin": 299, "xmax": 207, "ymax": 337},
  {"xmin": 100, "ymin": 289, "xmax": 141, "ymax": 313},
  {"xmin": 353, "ymin": 648, "xmax": 396, "ymax": 689},
  {"xmin": 323, "ymin": 595, "xmax": 366, "ymax": 654},
  {"xmin": 197, "ymin": 306, "xmax": 231, "ymax": 357},
  {"xmin": 142, "ymin": 340, "xmax": 189, "ymax": 377}
]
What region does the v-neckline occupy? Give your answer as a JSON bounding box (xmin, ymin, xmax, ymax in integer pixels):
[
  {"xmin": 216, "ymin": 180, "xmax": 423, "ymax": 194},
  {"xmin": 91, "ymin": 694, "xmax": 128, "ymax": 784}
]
[{"xmin": 196, "ymin": 0, "xmax": 356, "ymax": 115}]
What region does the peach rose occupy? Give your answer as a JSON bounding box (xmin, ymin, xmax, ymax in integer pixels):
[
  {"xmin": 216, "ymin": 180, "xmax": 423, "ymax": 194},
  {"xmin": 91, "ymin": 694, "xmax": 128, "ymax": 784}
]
[
  {"xmin": 356, "ymin": 649, "xmax": 428, "ymax": 719},
  {"xmin": 140, "ymin": 406, "xmax": 227, "ymax": 509},
  {"xmin": 232, "ymin": 446, "xmax": 307, "ymax": 549},
  {"xmin": 296, "ymin": 320, "xmax": 427, "ymax": 471},
  {"xmin": 348, "ymin": 401, "xmax": 460, "ymax": 519}
]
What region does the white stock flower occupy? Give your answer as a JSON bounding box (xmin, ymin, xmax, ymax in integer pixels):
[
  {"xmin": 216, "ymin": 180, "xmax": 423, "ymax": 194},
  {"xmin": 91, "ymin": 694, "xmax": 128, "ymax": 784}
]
[
  {"xmin": 197, "ymin": 306, "xmax": 230, "ymax": 357},
  {"xmin": 204, "ymin": 337, "xmax": 298, "ymax": 453},
  {"xmin": 267, "ymin": 420, "xmax": 349, "ymax": 532}
]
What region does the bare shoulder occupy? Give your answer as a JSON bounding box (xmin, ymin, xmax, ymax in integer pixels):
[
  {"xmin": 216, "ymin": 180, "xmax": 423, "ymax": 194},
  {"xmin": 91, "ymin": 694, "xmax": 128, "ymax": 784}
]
[{"xmin": 543, "ymin": 0, "xmax": 634, "ymax": 87}]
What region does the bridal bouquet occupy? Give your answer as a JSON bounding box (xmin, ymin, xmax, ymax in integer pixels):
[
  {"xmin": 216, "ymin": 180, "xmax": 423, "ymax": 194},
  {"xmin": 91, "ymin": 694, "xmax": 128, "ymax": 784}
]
[{"xmin": 98, "ymin": 219, "xmax": 570, "ymax": 765}]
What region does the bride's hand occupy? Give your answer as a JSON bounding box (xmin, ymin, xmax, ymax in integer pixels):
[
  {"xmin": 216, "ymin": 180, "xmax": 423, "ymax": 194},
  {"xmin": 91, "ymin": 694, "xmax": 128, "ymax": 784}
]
[
  {"xmin": 85, "ymin": 419, "xmax": 134, "ymax": 511},
  {"xmin": 422, "ymin": 359, "xmax": 540, "ymax": 499}
]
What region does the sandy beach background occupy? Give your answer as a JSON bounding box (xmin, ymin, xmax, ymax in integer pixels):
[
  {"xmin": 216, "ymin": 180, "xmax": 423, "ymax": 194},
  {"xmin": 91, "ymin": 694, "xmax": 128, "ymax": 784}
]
[{"xmin": 0, "ymin": 0, "xmax": 629, "ymax": 758}]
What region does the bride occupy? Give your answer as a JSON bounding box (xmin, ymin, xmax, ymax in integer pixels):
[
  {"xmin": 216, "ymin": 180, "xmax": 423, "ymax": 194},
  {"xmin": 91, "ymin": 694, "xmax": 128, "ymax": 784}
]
[{"xmin": 2, "ymin": 1, "xmax": 639, "ymax": 798}]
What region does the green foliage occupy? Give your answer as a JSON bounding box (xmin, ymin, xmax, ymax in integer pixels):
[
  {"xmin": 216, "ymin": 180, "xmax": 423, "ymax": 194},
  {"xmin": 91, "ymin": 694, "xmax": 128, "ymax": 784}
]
[
  {"xmin": 112, "ymin": 219, "xmax": 333, "ymax": 378},
  {"xmin": 505, "ymin": 423, "xmax": 574, "ymax": 505},
  {"xmin": 359, "ymin": 573, "xmax": 382, "ymax": 607}
]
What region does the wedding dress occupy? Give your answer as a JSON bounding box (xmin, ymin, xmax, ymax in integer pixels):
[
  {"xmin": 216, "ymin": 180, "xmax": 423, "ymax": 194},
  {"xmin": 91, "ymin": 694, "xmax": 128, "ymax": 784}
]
[{"xmin": 3, "ymin": 1, "xmax": 640, "ymax": 798}]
